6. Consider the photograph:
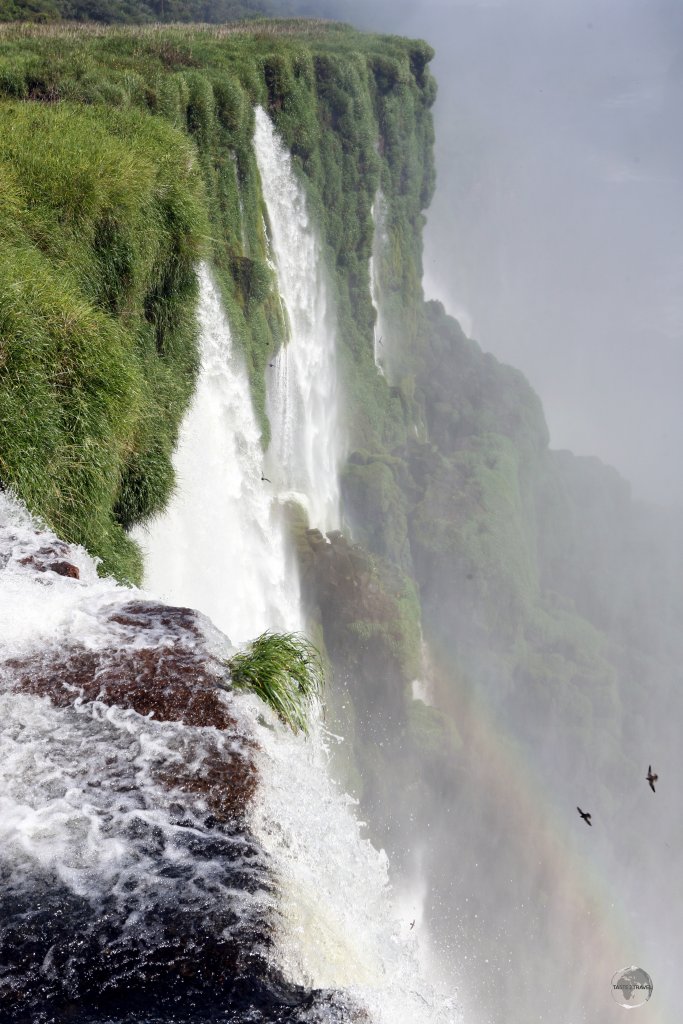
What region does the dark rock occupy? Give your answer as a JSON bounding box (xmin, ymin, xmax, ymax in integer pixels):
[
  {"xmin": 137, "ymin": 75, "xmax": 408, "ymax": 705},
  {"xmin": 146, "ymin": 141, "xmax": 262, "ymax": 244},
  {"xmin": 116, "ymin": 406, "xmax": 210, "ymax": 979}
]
[
  {"xmin": 0, "ymin": 541, "xmax": 370, "ymax": 1024},
  {"xmin": 49, "ymin": 560, "xmax": 80, "ymax": 578},
  {"xmin": 3, "ymin": 600, "xmax": 257, "ymax": 821},
  {"xmin": 17, "ymin": 539, "xmax": 76, "ymax": 577}
]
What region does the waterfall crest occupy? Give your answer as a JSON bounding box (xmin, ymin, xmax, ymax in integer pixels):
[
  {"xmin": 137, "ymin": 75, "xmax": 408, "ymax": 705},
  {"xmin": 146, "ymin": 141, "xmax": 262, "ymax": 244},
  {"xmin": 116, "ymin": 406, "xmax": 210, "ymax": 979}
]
[
  {"xmin": 253, "ymin": 105, "xmax": 341, "ymax": 533},
  {"xmin": 0, "ymin": 494, "xmax": 284, "ymax": 1021}
]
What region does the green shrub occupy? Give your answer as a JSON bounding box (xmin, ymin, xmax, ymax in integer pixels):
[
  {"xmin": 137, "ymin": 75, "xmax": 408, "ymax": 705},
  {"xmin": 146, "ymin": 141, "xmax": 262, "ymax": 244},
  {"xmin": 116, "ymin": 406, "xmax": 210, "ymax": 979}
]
[{"xmin": 226, "ymin": 631, "xmax": 324, "ymax": 734}]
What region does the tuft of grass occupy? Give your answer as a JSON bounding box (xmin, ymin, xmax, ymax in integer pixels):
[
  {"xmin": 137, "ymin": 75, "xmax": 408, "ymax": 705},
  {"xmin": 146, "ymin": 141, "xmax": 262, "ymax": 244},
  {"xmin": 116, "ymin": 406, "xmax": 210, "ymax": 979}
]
[{"xmin": 226, "ymin": 630, "xmax": 323, "ymax": 734}]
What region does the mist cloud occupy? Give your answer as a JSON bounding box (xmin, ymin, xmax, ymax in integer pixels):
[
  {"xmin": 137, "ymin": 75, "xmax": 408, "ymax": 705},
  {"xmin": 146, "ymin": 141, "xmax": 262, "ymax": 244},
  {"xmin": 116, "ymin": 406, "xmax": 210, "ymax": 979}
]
[{"xmin": 319, "ymin": 0, "xmax": 683, "ymax": 504}]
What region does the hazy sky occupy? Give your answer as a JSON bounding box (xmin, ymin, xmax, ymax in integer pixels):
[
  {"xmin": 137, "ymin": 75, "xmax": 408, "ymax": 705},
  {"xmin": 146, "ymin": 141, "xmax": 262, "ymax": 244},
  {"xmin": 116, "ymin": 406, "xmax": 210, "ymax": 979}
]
[{"xmin": 321, "ymin": 0, "xmax": 683, "ymax": 505}]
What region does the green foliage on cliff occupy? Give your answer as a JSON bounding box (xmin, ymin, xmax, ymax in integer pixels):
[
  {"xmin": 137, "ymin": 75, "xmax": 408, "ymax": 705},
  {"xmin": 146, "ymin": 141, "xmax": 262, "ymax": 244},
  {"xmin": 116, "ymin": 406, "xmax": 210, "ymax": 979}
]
[
  {"xmin": 0, "ymin": 0, "xmax": 282, "ymax": 25},
  {"xmin": 0, "ymin": 18, "xmax": 436, "ymax": 576},
  {"xmin": 0, "ymin": 100, "xmax": 205, "ymax": 580},
  {"xmin": 1, "ymin": 21, "xmax": 681, "ymax": 984}
]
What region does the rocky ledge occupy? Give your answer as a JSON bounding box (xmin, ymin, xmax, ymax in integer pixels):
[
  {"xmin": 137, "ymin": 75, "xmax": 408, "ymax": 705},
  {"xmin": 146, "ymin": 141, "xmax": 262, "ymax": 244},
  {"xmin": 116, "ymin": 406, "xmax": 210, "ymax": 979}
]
[{"xmin": 0, "ymin": 501, "xmax": 367, "ymax": 1024}]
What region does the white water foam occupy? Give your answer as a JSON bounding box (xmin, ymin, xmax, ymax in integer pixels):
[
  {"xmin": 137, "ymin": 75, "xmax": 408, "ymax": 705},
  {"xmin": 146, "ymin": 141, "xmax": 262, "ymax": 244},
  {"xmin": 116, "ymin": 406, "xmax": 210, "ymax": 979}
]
[
  {"xmin": 0, "ymin": 493, "xmax": 141, "ymax": 654},
  {"xmin": 247, "ymin": 701, "xmax": 460, "ymax": 1024},
  {"xmin": 254, "ymin": 105, "xmax": 341, "ymax": 533},
  {"xmin": 0, "ymin": 494, "xmax": 267, "ymax": 940}
]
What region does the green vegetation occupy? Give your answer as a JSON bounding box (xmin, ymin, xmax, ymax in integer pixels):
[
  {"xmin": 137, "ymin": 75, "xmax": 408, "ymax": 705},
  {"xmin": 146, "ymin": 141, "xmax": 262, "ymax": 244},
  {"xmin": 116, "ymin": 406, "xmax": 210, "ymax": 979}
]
[
  {"xmin": 226, "ymin": 630, "xmax": 323, "ymax": 732},
  {"xmin": 0, "ymin": 18, "xmax": 436, "ymax": 578},
  {"xmin": 0, "ymin": 0, "xmax": 286, "ymax": 26},
  {"xmin": 2, "ymin": 17, "xmax": 675, "ymax": 917},
  {"xmin": 0, "ymin": 100, "xmax": 205, "ymax": 581},
  {"xmin": 3, "ymin": 20, "xmax": 681, "ymax": 1024}
]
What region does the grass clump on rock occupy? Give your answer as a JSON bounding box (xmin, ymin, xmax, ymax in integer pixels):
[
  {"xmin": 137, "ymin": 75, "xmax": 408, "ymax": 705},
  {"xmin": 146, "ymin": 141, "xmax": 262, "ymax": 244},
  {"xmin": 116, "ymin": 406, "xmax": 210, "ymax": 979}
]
[{"xmin": 227, "ymin": 630, "xmax": 323, "ymax": 734}]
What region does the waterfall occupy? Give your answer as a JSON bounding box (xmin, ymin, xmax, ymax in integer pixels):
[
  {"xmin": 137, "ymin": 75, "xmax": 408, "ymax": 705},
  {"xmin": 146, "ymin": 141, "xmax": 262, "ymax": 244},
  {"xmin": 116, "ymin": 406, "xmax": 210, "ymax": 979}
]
[
  {"xmin": 131, "ymin": 258, "xmax": 457, "ymax": 1019},
  {"xmin": 133, "ymin": 265, "xmax": 301, "ymax": 644},
  {"xmin": 0, "ymin": 483, "xmax": 459, "ymax": 1022},
  {"xmin": 253, "ymin": 105, "xmax": 341, "ymax": 533},
  {"xmin": 0, "ymin": 100, "xmax": 457, "ymax": 1020},
  {"xmin": 0, "ymin": 494, "xmax": 284, "ymax": 1022},
  {"xmin": 370, "ymin": 191, "xmax": 388, "ymax": 375},
  {"xmin": 251, "ymin": 706, "xmax": 460, "ymax": 1024}
]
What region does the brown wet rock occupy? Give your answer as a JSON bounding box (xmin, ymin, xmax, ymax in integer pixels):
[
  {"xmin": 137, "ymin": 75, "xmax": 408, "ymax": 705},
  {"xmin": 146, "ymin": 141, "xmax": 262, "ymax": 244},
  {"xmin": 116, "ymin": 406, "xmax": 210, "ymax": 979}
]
[
  {"xmin": 106, "ymin": 599, "xmax": 200, "ymax": 639},
  {"xmin": 48, "ymin": 560, "xmax": 80, "ymax": 579},
  {"xmin": 0, "ymin": 528, "xmax": 373, "ymax": 1024},
  {"xmin": 303, "ymin": 531, "xmax": 400, "ymax": 636},
  {"xmin": 156, "ymin": 731, "xmax": 257, "ymax": 820},
  {"xmin": 16, "ymin": 539, "xmax": 78, "ymax": 578},
  {"xmin": 1, "ymin": 598, "xmax": 258, "ymax": 820}
]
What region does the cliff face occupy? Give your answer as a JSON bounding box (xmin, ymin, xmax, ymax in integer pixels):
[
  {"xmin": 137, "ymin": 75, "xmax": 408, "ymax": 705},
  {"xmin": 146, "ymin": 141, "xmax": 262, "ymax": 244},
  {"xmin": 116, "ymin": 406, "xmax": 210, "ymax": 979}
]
[{"xmin": 0, "ymin": 20, "xmax": 434, "ymax": 581}]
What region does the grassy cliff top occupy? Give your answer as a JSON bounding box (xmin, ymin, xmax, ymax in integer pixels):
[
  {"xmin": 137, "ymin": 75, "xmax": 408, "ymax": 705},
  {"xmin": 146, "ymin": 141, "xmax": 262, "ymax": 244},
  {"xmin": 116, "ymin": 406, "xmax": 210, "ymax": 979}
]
[
  {"xmin": 0, "ymin": 0, "xmax": 289, "ymax": 26},
  {"xmin": 0, "ymin": 17, "xmax": 434, "ymax": 68},
  {"xmin": 0, "ymin": 17, "xmax": 435, "ymax": 107},
  {"xmin": 0, "ymin": 14, "xmax": 435, "ymax": 582}
]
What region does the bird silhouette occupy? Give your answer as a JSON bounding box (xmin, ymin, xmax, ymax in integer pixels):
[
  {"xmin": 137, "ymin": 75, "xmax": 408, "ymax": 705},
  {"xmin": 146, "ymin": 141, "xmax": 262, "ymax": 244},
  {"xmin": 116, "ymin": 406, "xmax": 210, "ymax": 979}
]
[
  {"xmin": 409, "ymin": 919, "xmax": 415, "ymax": 930},
  {"xmin": 377, "ymin": 335, "xmax": 384, "ymax": 346},
  {"xmin": 646, "ymin": 765, "xmax": 658, "ymax": 793},
  {"xmin": 260, "ymin": 473, "xmax": 271, "ymax": 483},
  {"xmin": 268, "ymin": 362, "xmax": 275, "ymax": 367},
  {"xmin": 577, "ymin": 807, "xmax": 592, "ymax": 826}
]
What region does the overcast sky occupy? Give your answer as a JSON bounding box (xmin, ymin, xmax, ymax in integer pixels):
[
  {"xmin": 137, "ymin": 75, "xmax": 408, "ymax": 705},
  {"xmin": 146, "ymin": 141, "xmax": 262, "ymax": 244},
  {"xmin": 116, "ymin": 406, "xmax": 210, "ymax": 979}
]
[{"xmin": 322, "ymin": 0, "xmax": 683, "ymax": 505}]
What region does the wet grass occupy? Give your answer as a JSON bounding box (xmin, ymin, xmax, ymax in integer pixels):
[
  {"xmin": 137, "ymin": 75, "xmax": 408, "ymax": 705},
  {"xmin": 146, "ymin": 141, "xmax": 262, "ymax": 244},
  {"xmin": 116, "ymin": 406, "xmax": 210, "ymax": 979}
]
[
  {"xmin": 227, "ymin": 631, "xmax": 324, "ymax": 733},
  {"xmin": 0, "ymin": 101, "xmax": 206, "ymax": 581}
]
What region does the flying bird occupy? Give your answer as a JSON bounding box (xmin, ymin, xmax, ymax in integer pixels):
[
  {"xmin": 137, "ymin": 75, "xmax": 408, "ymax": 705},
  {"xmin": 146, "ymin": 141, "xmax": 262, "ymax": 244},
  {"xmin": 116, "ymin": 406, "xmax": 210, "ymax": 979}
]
[
  {"xmin": 646, "ymin": 766, "xmax": 658, "ymax": 793},
  {"xmin": 268, "ymin": 362, "xmax": 275, "ymax": 367},
  {"xmin": 377, "ymin": 335, "xmax": 384, "ymax": 346},
  {"xmin": 260, "ymin": 473, "xmax": 271, "ymax": 483},
  {"xmin": 577, "ymin": 807, "xmax": 592, "ymax": 826},
  {"xmin": 409, "ymin": 920, "xmax": 415, "ymax": 930}
]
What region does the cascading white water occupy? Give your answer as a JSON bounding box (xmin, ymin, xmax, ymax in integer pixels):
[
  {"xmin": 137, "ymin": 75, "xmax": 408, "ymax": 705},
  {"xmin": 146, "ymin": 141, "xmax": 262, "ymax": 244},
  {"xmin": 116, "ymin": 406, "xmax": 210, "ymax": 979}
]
[
  {"xmin": 370, "ymin": 191, "xmax": 388, "ymax": 376},
  {"xmin": 250, "ymin": 704, "xmax": 460, "ymax": 1024},
  {"xmin": 0, "ymin": 494, "xmax": 273, "ymax": 1008},
  {"xmin": 0, "ymin": 491, "xmax": 457, "ymax": 1023},
  {"xmin": 253, "ymin": 105, "xmax": 341, "ymax": 533},
  {"xmin": 134, "ymin": 265, "xmax": 301, "ymax": 644}
]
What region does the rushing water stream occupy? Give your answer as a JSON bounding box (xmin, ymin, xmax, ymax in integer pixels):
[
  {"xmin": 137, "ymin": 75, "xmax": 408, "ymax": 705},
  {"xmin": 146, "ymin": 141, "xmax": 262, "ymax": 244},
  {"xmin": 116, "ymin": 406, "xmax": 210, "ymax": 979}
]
[
  {"xmin": 369, "ymin": 192, "xmax": 387, "ymax": 377},
  {"xmin": 133, "ymin": 265, "xmax": 301, "ymax": 644}
]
